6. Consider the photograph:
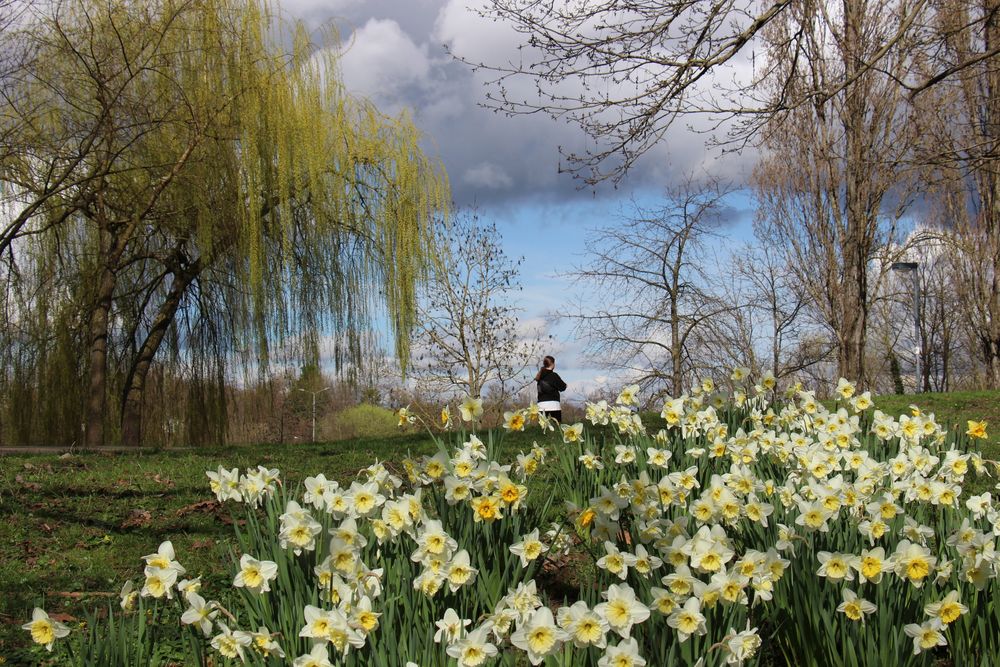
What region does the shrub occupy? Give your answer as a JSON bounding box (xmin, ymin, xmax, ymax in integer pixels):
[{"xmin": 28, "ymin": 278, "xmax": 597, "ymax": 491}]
[{"xmin": 321, "ymin": 403, "xmax": 406, "ymax": 441}]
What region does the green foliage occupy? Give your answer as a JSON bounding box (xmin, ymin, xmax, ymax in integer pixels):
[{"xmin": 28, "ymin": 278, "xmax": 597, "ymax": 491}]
[
  {"xmin": 322, "ymin": 404, "xmax": 405, "ymax": 441},
  {"xmin": 0, "ymin": 0, "xmax": 450, "ymax": 447}
]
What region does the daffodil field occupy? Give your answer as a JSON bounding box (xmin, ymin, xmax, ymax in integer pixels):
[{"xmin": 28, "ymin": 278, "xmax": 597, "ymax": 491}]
[{"xmin": 23, "ymin": 375, "xmax": 1000, "ymax": 666}]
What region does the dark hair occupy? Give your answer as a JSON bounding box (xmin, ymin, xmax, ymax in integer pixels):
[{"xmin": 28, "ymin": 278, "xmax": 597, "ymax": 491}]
[{"xmin": 543, "ymin": 355, "xmax": 555, "ymax": 368}]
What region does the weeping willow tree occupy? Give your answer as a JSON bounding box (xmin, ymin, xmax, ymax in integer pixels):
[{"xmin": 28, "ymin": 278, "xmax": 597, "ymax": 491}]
[{"xmin": 0, "ymin": 0, "xmax": 448, "ymax": 446}]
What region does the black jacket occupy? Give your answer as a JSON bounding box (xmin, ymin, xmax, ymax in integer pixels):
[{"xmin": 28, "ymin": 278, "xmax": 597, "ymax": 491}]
[{"xmin": 536, "ymin": 368, "xmax": 567, "ymax": 403}]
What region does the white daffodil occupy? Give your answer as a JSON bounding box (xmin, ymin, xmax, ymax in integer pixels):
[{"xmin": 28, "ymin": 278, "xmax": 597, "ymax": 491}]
[
  {"xmin": 557, "ymin": 600, "xmax": 608, "ymax": 649},
  {"xmin": 460, "ymin": 396, "xmax": 484, "ymax": 422},
  {"xmin": 666, "ymin": 597, "xmax": 706, "ymax": 642},
  {"xmin": 119, "ymin": 580, "xmax": 138, "ymax": 611},
  {"xmin": 903, "ymin": 618, "xmax": 947, "ymax": 655},
  {"xmin": 435, "ymin": 608, "xmax": 471, "ymax": 644},
  {"xmin": 724, "ymin": 626, "xmax": 762, "ymax": 665},
  {"xmin": 446, "ymin": 550, "xmax": 478, "ymax": 592},
  {"xmin": 595, "ymin": 583, "xmax": 650, "ymax": 638},
  {"xmin": 180, "ymin": 592, "xmax": 218, "ymax": 636},
  {"xmin": 249, "ymin": 626, "xmax": 285, "ymax": 658},
  {"xmin": 510, "ymin": 607, "xmax": 567, "ymax": 665},
  {"xmin": 924, "ymin": 590, "xmax": 969, "ymax": 625},
  {"xmin": 509, "ymin": 528, "xmax": 549, "ymax": 568},
  {"xmin": 142, "ymin": 540, "xmax": 186, "ymax": 575},
  {"xmin": 233, "ymin": 553, "xmax": 278, "ymax": 593},
  {"xmin": 447, "ymin": 624, "xmax": 498, "ymax": 667},
  {"xmin": 22, "ymin": 608, "xmax": 70, "ymax": 652},
  {"xmin": 141, "ymin": 565, "xmax": 178, "ymax": 599},
  {"xmin": 598, "ymin": 637, "xmax": 647, "ymax": 667},
  {"xmin": 210, "ymin": 623, "xmax": 252, "ymax": 662},
  {"xmin": 596, "ymin": 541, "xmax": 638, "ymax": 580},
  {"xmin": 292, "ymin": 643, "xmax": 335, "ymax": 667},
  {"xmin": 836, "ymin": 589, "xmax": 876, "ymax": 623}
]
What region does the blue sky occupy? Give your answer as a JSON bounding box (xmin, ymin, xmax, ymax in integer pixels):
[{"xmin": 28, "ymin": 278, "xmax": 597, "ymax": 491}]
[{"xmin": 278, "ymin": 0, "xmax": 761, "ymax": 396}]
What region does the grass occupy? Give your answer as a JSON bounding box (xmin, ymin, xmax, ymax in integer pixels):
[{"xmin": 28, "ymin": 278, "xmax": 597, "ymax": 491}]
[
  {"xmin": 859, "ymin": 390, "xmax": 1000, "ymax": 459},
  {"xmin": 0, "ymin": 427, "xmax": 563, "ymax": 661},
  {"xmin": 0, "ymin": 390, "xmax": 996, "ymax": 662}
]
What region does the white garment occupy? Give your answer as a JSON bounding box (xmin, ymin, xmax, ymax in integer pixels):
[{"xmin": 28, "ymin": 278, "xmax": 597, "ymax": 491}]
[{"xmin": 538, "ymin": 400, "xmax": 561, "ymax": 412}]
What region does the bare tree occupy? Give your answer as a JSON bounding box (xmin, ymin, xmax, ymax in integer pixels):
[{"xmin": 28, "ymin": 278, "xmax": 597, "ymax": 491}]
[
  {"xmin": 752, "ymin": 0, "xmax": 917, "ymax": 385},
  {"xmin": 468, "ymin": 0, "xmax": 988, "ymax": 183},
  {"xmin": 732, "ymin": 242, "xmax": 813, "ymax": 378},
  {"xmin": 411, "ymin": 213, "xmax": 540, "ymax": 400},
  {"xmin": 910, "ymin": 0, "xmax": 1000, "ymax": 388},
  {"xmin": 869, "ymin": 235, "xmax": 965, "ymax": 392},
  {"xmin": 565, "ymin": 176, "xmax": 738, "ymax": 397}
]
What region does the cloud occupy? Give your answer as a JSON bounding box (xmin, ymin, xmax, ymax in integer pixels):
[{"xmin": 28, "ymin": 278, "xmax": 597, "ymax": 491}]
[
  {"xmin": 462, "ymin": 162, "xmax": 514, "ymax": 189},
  {"xmin": 338, "ymin": 19, "xmax": 431, "ymax": 102}
]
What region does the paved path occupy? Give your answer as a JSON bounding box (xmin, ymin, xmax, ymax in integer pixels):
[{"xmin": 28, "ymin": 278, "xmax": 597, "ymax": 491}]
[{"xmin": 0, "ymin": 446, "xmax": 193, "ymax": 455}]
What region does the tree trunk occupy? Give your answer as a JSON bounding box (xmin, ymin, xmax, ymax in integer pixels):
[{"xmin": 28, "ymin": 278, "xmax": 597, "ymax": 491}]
[
  {"xmin": 670, "ymin": 299, "xmax": 683, "ymax": 396},
  {"xmin": 120, "ymin": 268, "xmax": 197, "ymax": 447},
  {"xmin": 837, "ymin": 257, "xmax": 868, "ymax": 383},
  {"xmin": 981, "ymin": 1, "xmax": 1000, "ymax": 389},
  {"xmin": 837, "ymin": 0, "xmax": 871, "ymax": 386},
  {"xmin": 84, "ymin": 265, "xmax": 116, "ymax": 448}
]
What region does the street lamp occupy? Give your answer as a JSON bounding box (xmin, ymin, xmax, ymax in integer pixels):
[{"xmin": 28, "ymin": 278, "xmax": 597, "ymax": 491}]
[
  {"xmin": 296, "ymin": 386, "xmax": 330, "ymax": 443},
  {"xmin": 890, "ymin": 261, "xmax": 921, "ymax": 393}
]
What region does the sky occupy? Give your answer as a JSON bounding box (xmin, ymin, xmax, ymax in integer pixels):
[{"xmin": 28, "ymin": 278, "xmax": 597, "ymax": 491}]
[{"xmin": 279, "ymin": 0, "xmax": 761, "ymax": 397}]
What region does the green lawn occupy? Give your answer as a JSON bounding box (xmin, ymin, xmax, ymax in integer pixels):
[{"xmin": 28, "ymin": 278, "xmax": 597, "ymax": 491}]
[
  {"xmin": 0, "ymin": 391, "xmax": 996, "ymax": 661},
  {"xmin": 0, "ymin": 428, "xmax": 562, "ymax": 660},
  {"xmin": 861, "ymin": 390, "xmax": 1000, "ymax": 459}
]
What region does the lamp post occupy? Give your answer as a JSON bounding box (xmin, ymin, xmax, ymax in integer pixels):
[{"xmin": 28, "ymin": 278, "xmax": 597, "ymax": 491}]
[
  {"xmin": 890, "ymin": 261, "xmax": 921, "ymax": 393},
  {"xmin": 297, "ymin": 386, "xmax": 330, "ymax": 442}
]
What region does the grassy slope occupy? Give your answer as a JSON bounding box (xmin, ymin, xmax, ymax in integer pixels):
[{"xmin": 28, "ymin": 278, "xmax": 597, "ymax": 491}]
[{"xmin": 0, "ymin": 391, "xmax": 996, "ymax": 659}]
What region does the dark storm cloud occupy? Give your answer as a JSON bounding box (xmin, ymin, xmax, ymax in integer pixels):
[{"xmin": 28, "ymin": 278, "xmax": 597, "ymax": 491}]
[{"xmin": 279, "ymin": 0, "xmax": 758, "ymax": 209}]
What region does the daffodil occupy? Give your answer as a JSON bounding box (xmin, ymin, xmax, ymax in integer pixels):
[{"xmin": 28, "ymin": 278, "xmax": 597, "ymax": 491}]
[
  {"xmin": 595, "ymin": 583, "xmax": 650, "ymax": 638},
  {"xmin": 903, "ymin": 618, "xmax": 947, "ymax": 655},
  {"xmin": 446, "ymin": 624, "xmax": 498, "ymax": 667},
  {"xmin": 561, "ymin": 422, "xmax": 584, "ymax": 443},
  {"xmin": 504, "ymin": 410, "xmax": 526, "ymax": 431},
  {"xmin": 666, "ymin": 596, "xmax": 706, "ymax": 642},
  {"xmin": 470, "ymin": 494, "xmax": 503, "ymax": 523},
  {"xmin": 558, "ymin": 600, "xmax": 609, "ymax": 649},
  {"xmin": 510, "ymin": 528, "xmax": 548, "ymax": 567},
  {"xmin": 597, "ymin": 541, "xmax": 638, "ymax": 580},
  {"xmin": 180, "ymin": 592, "xmax": 218, "ymax": 636},
  {"xmin": 233, "ymin": 554, "xmax": 278, "ymax": 593},
  {"xmin": 119, "ymin": 580, "xmax": 138, "ymax": 611},
  {"xmin": 510, "ymin": 607, "xmax": 566, "ymax": 664},
  {"xmin": 249, "ymin": 626, "xmax": 285, "ymax": 658},
  {"xmin": 141, "ymin": 565, "xmax": 178, "ymax": 599},
  {"xmin": 816, "ymin": 551, "xmax": 858, "ymax": 581},
  {"xmin": 836, "ymin": 588, "xmax": 876, "ymax": 622},
  {"xmin": 598, "ymin": 637, "xmax": 646, "ymax": 667},
  {"xmin": 892, "ymin": 540, "xmax": 936, "ymax": 587},
  {"xmin": 142, "ymin": 540, "xmax": 186, "ymax": 575},
  {"xmin": 446, "ymin": 550, "xmax": 478, "ymax": 591},
  {"xmin": 435, "ymin": 608, "xmax": 471, "ymax": 644},
  {"xmin": 397, "ymin": 406, "xmax": 416, "ymax": 427},
  {"xmin": 293, "ymin": 643, "xmax": 335, "ymax": 667},
  {"xmin": 460, "ymin": 396, "xmax": 484, "ymax": 422},
  {"xmin": 966, "ymin": 419, "xmax": 988, "ymax": 439},
  {"xmin": 22, "ymin": 608, "xmax": 70, "ymax": 652},
  {"xmin": 211, "ymin": 623, "xmax": 252, "ymax": 661},
  {"xmin": 924, "ymin": 590, "xmax": 968, "ymax": 625}
]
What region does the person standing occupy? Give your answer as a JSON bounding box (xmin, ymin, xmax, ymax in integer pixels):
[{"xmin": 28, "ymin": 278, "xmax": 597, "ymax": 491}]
[{"xmin": 535, "ymin": 355, "xmax": 567, "ymax": 423}]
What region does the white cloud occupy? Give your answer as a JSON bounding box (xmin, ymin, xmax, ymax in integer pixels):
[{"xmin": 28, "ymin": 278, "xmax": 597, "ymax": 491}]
[
  {"xmin": 339, "ymin": 18, "xmax": 432, "ymax": 100},
  {"xmin": 433, "ymin": 0, "xmax": 523, "ymax": 65},
  {"xmin": 462, "ymin": 162, "xmax": 514, "ymax": 189}
]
